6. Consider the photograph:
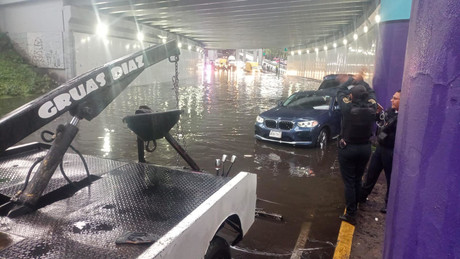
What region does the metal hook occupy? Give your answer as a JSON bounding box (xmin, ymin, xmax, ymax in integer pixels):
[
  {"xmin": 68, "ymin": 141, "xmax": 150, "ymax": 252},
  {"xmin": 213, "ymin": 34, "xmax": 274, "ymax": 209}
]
[{"xmin": 168, "ymin": 55, "xmax": 179, "ymax": 63}]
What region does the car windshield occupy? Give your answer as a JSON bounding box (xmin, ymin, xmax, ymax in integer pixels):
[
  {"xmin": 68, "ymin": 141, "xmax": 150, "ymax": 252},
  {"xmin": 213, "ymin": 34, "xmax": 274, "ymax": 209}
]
[{"xmin": 282, "ymin": 92, "xmax": 331, "ymax": 110}]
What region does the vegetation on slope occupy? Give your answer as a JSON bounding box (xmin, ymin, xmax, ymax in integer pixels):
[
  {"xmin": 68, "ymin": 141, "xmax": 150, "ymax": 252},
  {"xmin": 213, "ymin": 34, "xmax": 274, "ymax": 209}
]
[{"xmin": 0, "ymin": 33, "xmax": 56, "ymax": 96}]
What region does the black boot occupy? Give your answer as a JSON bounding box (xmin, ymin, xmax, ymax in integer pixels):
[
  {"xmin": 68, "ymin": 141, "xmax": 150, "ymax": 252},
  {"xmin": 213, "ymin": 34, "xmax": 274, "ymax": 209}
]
[{"xmin": 339, "ymin": 214, "xmax": 356, "ymax": 225}]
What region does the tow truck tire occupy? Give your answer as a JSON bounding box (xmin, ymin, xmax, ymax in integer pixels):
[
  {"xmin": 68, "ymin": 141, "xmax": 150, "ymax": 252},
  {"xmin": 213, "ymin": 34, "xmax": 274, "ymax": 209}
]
[{"xmin": 204, "ymin": 236, "xmax": 231, "ymax": 259}]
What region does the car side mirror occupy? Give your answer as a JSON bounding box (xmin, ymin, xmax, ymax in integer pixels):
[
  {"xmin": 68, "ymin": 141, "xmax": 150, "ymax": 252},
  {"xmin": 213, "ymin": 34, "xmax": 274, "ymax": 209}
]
[{"xmin": 277, "ymin": 100, "xmax": 284, "ymax": 106}]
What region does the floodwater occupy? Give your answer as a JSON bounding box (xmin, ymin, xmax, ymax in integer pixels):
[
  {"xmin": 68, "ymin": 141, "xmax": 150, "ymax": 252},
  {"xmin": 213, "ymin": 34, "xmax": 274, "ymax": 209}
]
[{"xmin": 0, "ymin": 69, "xmax": 344, "ymax": 258}]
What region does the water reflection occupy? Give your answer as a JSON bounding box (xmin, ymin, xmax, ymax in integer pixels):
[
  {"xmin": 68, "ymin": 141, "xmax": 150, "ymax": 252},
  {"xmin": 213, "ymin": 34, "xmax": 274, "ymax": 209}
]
[
  {"xmin": 253, "ymin": 142, "xmax": 338, "ymax": 178},
  {"xmin": 100, "ymin": 128, "xmax": 114, "ymax": 157}
]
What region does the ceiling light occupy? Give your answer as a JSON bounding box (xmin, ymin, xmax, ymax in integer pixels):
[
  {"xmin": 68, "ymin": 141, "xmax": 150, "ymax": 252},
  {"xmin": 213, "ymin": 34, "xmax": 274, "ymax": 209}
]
[
  {"xmin": 315, "ymin": 48, "xmax": 319, "ymax": 53},
  {"xmin": 307, "ymin": 49, "xmax": 310, "ymax": 54},
  {"xmin": 178, "ymin": 42, "xmax": 182, "ymax": 48},
  {"xmin": 137, "ymin": 32, "xmax": 144, "ymax": 41},
  {"xmin": 291, "ymin": 51, "xmax": 294, "ymax": 56},
  {"xmin": 323, "ymin": 45, "xmax": 328, "ymax": 51},
  {"xmin": 96, "ymin": 23, "xmax": 108, "ymax": 37},
  {"xmin": 353, "ymin": 33, "xmax": 358, "ymax": 40},
  {"xmin": 162, "ymin": 38, "xmax": 167, "ymax": 44},
  {"xmin": 188, "ymin": 45, "xmax": 192, "ymax": 50},
  {"xmin": 343, "ymin": 39, "xmax": 348, "ymax": 45},
  {"xmin": 298, "ymin": 50, "xmax": 302, "ymax": 55},
  {"xmin": 364, "ymin": 26, "xmax": 369, "ymax": 33},
  {"xmin": 333, "ymin": 42, "xmax": 337, "ymax": 48},
  {"xmin": 375, "ymin": 15, "xmax": 381, "ymax": 23}
]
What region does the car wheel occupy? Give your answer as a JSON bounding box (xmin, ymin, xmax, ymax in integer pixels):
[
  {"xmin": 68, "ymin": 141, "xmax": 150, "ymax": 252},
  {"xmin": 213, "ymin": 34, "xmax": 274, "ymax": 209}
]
[
  {"xmin": 204, "ymin": 236, "xmax": 231, "ymax": 259},
  {"xmin": 316, "ymin": 128, "xmax": 328, "ymax": 149}
]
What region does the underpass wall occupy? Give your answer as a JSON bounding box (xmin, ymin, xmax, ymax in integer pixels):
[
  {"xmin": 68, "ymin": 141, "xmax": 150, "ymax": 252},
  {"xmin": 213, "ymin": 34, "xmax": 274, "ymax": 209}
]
[
  {"xmin": 287, "ymin": 25, "xmax": 378, "ymax": 86},
  {"xmin": 0, "ymin": 0, "xmax": 66, "ymax": 79},
  {"xmin": 73, "ymin": 32, "xmax": 202, "ymax": 86},
  {"xmin": 0, "ymin": 0, "xmax": 202, "ymax": 84},
  {"xmin": 68, "ymin": 5, "xmax": 202, "ymax": 86}
]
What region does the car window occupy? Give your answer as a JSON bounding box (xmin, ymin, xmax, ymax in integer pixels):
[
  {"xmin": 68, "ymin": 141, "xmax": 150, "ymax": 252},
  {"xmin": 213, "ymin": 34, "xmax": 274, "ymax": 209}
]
[{"xmin": 283, "ymin": 93, "xmax": 331, "ymax": 110}]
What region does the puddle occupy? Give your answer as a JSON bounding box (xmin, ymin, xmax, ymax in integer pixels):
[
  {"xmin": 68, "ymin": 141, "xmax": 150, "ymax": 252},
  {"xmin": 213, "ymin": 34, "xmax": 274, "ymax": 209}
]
[{"xmin": 72, "ymin": 221, "xmax": 113, "ymax": 234}]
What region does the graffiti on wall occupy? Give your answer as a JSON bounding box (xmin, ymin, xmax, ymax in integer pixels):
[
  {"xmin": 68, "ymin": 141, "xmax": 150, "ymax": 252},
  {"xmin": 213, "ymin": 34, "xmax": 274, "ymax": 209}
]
[
  {"xmin": 27, "ymin": 32, "xmax": 64, "ymax": 69},
  {"xmin": 9, "ymin": 32, "xmax": 65, "ymax": 69}
]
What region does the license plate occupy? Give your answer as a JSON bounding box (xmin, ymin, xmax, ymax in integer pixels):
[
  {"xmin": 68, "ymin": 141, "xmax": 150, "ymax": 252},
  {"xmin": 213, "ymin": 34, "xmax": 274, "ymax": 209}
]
[{"xmin": 269, "ymin": 130, "xmax": 282, "ymax": 138}]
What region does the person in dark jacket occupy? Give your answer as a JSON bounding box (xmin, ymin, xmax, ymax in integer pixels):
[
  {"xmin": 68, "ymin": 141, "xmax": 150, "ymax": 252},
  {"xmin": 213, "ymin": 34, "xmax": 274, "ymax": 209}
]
[
  {"xmin": 360, "ymin": 90, "xmax": 401, "ymax": 213},
  {"xmin": 336, "ymin": 73, "xmax": 377, "ymax": 225}
]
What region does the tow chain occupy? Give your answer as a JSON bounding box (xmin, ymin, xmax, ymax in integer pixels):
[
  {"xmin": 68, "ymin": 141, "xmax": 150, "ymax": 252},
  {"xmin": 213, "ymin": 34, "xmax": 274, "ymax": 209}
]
[
  {"xmin": 169, "ymin": 55, "xmax": 187, "ymax": 166},
  {"xmin": 171, "ymin": 55, "xmax": 180, "ymax": 109}
]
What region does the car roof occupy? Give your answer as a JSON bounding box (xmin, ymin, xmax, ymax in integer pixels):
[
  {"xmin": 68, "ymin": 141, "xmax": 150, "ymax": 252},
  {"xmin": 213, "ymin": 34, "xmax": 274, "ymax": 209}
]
[
  {"xmin": 294, "ymin": 88, "xmax": 338, "ymax": 96},
  {"xmin": 318, "ymin": 74, "xmax": 352, "ymax": 90},
  {"xmin": 323, "ymin": 74, "xmax": 339, "ymax": 80},
  {"xmin": 322, "ymin": 74, "xmax": 353, "ymax": 80}
]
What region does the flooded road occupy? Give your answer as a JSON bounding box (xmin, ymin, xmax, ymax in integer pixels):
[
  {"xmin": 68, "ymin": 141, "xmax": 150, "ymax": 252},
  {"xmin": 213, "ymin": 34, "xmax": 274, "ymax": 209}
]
[{"xmin": 1, "ymin": 69, "xmax": 344, "ymax": 258}]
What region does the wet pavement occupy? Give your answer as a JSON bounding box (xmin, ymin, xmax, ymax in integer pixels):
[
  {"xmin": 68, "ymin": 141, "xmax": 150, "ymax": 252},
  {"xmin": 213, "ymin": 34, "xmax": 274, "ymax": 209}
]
[{"xmin": 1, "ymin": 69, "xmax": 346, "ymax": 258}]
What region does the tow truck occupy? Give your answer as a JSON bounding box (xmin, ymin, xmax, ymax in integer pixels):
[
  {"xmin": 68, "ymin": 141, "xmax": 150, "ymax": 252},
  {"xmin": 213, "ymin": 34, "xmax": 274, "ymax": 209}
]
[{"xmin": 0, "ymin": 41, "xmax": 256, "ymax": 258}]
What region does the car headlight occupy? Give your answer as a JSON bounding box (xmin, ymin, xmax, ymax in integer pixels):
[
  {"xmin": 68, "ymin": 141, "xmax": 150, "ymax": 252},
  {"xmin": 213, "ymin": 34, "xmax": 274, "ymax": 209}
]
[
  {"xmin": 256, "ymin": 116, "xmax": 264, "ymax": 123},
  {"xmin": 297, "ymin": 120, "xmax": 318, "ymax": 128}
]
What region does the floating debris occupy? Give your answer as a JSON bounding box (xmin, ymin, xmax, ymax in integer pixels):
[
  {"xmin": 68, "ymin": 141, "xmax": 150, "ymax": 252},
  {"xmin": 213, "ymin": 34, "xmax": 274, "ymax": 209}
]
[
  {"xmin": 255, "ymin": 208, "xmax": 283, "ymax": 221},
  {"xmin": 231, "ymin": 245, "xmax": 291, "ymax": 257},
  {"xmin": 290, "ymin": 167, "xmax": 315, "ymax": 177},
  {"xmin": 257, "ymin": 198, "xmax": 282, "ymax": 205},
  {"xmin": 268, "ymin": 153, "xmax": 281, "ymax": 162}
]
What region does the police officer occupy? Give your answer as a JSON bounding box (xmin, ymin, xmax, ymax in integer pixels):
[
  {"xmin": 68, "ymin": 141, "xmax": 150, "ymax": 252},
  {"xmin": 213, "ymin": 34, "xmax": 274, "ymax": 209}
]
[
  {"xmin": 336, "ymin": 73, "xmax": 377, "ymax": 225},
  {"xmin": 360, "ymin": 90, "xmax": 401, "ymax": 213}
]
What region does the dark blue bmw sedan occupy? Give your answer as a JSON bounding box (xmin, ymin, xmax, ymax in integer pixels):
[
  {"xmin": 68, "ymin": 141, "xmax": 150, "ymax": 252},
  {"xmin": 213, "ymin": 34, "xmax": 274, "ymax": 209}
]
[{"xmin": 255, "ymin": 87, "xmax": 341, "ymax": 148}]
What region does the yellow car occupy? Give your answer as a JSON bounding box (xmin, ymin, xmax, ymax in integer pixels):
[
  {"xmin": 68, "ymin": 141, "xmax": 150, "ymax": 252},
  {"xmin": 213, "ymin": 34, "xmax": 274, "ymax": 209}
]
[
  {"xmin": 244, "ymin": 61, "xmax": 260, "ymax": 73},
  {"xmin": 216, "ymin": 58, "xmax": 229, "ymax": 70}
]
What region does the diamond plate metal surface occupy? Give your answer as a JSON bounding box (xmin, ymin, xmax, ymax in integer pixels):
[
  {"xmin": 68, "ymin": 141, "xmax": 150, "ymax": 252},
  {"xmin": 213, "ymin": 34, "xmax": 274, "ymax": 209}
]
[
  {"xmin": 0, "ymin": 145, "xmax": 126, "ymax": 198},
  {"xmin": 0, "ymin": 147, "xmax": 230, "ymax": 258}
]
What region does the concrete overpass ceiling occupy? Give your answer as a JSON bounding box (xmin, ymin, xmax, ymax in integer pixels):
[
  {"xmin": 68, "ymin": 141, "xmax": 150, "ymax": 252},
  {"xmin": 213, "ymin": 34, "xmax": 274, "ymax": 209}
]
[{"xmin": 66, "ymin": 0, "xmax": 378, "ymax": 50}]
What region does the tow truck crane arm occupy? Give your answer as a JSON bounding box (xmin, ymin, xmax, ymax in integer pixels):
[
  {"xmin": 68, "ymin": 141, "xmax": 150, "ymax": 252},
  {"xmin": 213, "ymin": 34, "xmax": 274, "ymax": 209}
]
[
  {"xmin": 0, "ymin": 41, "xmax": 180, "ymax": 217},
  {"xmin": 0, "ymin": 40, "xmax": 180, "ymax": 153}
]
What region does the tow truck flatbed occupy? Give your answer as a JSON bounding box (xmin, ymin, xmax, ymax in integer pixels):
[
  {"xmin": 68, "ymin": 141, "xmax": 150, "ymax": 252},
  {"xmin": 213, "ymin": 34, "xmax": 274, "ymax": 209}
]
[{"xmin": 0, "ymin": 143, "xmax": 256, "ymax": 258}]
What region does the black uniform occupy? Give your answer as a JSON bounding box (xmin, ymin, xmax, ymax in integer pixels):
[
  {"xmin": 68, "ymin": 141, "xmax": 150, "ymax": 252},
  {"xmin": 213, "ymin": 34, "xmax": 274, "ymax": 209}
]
[
  {"xmin": 360, "ymin": 108, "xmax": 398, "ymax": 210},
  {"xmin": 337, "ymin": 77, "xmax": 377, "ymax": 221}
]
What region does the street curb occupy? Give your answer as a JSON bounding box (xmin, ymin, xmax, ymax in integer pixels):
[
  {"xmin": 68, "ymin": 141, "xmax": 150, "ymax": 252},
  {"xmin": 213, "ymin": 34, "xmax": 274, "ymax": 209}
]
[{"xmin": 333, "ymin": 220, "xmax": 355, "ymax": 259}]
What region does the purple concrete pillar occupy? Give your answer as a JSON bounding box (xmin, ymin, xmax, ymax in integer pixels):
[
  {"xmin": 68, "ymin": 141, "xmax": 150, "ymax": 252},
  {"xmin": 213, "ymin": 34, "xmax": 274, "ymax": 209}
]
[
  {"xmin": 384, "ymin": 0, "xmax": 460, "ymax": 258},
  {"xmin": 372, "ymin": 21, "xmax": 409, "ymax": 107}
]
